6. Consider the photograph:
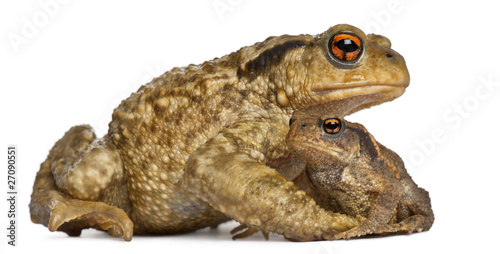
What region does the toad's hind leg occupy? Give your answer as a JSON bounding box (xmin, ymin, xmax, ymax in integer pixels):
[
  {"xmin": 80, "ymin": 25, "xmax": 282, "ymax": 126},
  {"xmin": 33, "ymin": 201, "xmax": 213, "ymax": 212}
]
[
  {"xmin": 375, "ymin": 187, "xmax": 434, "ymax": 235},
  {"xmin": 29, "ymin": 125, "xmax": 133, "ymax": 241}
]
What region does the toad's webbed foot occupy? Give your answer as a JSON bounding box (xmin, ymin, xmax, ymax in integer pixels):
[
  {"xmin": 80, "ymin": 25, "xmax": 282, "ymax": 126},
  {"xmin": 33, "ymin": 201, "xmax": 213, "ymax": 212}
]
[
  {"xmin": 48, "ymin": 196, "xmax": 133, "ymax": 240},
  {"xmin": 31, "ymin": 190, "xmax": 134, "ymax": 240}
]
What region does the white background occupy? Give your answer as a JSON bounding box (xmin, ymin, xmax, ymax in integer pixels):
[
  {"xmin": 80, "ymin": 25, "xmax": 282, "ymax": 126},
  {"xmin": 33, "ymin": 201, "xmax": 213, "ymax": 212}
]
[{"xmin": 1, "ymin": 1, "xmax": 499, "ymax": 253}]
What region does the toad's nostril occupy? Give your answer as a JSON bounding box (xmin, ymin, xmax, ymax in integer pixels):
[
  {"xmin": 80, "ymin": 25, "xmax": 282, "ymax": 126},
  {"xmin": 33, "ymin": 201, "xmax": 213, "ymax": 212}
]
[{"xmin": 386, "ymin": 53, "xmax": 393, "ymax": 58}]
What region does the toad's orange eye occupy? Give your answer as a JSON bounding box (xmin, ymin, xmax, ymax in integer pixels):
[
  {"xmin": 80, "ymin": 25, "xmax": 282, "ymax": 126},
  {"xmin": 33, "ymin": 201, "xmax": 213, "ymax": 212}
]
[
  {"xmin": 329, "ymin": 33, "xmax": 362, "ymax": 62},
  {"xmin": 323, "ymin": 118, "xmax": 342, "ymax": 135}
]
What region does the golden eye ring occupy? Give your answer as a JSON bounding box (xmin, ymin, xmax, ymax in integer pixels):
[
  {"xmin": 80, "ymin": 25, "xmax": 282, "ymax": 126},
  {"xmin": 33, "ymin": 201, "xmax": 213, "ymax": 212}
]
[
  {"xmin": 323, "ymin": 117, "xmax": 343, "ymax": 135},
  {"xmin": 328, "ymin": 33, "xmax": 363, "ymax": 67}
]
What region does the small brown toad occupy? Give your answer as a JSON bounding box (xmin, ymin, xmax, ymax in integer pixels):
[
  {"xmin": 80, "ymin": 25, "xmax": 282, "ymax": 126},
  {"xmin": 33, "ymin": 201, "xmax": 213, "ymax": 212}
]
[
  {"xmin": 285, "ymin": 113, "xmax": 434, "ymax": 239},
  {"xmin": 30, "ymin": 24, "xmax": 410, "ymax": 241}
]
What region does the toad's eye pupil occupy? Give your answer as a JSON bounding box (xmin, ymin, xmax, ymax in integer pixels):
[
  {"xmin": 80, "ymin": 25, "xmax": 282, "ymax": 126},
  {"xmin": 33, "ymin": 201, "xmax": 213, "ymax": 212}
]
[
  {"xmin": 335, "ymin": 39, "xmax": 359, "ymax": 53},
  {"xmin": 323, "ymin": 118, "xmax": 342, "ymax": 135},
  {"xmin": 329, "ymin": 33, "xmax": 362, "ymax": 63}
]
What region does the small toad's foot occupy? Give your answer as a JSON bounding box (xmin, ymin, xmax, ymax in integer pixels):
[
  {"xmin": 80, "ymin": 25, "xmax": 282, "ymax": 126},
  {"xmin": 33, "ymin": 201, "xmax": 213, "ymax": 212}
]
[
  {"xmin": 230, "ymin": 224, "xmax": 269, "ymax": 240},
  {"xmin": 334, "ymin": 221, "xmax": 378, "ymax": 240},
  {"xmin": 48, "ymin": 199, "xmax": 133, "ymax": 241},
  {"xmin": 374, "ymin": 215, "xmax": 430, "ymax": 235}
]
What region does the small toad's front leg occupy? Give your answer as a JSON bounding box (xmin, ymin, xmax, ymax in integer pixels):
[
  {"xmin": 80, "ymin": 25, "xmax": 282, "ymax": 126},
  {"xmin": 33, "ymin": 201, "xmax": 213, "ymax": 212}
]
[{"xmin": 184, "ymin": 119, "xmax": 363, "ymax": 241}]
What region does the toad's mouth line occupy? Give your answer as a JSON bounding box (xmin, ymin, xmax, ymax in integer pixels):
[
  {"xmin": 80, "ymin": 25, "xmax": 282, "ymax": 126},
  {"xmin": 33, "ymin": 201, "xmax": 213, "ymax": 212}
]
[
  {"xmin": 311, "ymin": 83, "xmax": 407, "ymax": 94},
  {"xmin": 288, "ymin": 140, "xmax": 346, "ymax": 158}
]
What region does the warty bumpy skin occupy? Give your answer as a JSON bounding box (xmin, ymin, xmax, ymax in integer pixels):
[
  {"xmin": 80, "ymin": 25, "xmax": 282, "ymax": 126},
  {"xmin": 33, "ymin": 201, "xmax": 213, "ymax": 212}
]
[{"xmin": 29, "ymin": 24, "xmax": 410, "ymax": 241}]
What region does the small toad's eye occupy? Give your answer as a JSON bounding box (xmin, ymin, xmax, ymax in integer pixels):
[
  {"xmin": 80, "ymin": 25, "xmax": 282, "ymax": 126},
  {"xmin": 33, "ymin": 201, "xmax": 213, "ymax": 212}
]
[
  {"xmin": 328, "ymin": 33, "xmax": 362, "ymax": 62},
  {"xmin": 289, "ymin": 118, "xmax": 295, "ymax": 127},
  {"xmin": 323, "ymin": 118, "xmax": 342, "ymax": 135}
]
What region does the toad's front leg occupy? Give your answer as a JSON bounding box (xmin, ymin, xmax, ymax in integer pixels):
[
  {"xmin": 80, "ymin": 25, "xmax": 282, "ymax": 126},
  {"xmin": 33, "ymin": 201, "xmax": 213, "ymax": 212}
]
[{"xmin": 184, "ymin": 119, "xmax": 363, "ymax": 241}]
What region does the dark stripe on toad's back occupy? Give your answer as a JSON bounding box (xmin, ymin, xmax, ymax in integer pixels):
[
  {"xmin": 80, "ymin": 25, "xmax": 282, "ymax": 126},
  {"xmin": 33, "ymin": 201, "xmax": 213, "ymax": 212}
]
[{"xmin": 238, "ymin": 40, "xmax": 307, "ymax": 78}]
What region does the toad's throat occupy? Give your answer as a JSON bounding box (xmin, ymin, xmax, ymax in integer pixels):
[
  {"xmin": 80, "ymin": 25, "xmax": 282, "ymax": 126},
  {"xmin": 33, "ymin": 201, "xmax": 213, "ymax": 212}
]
[
  {"xmin": 311, "ymin": 84, "xmax": 407, "ymax": 107},
  {"xmin": 302, "ymin": 84, "xmax": 407, "ymax": 115}
]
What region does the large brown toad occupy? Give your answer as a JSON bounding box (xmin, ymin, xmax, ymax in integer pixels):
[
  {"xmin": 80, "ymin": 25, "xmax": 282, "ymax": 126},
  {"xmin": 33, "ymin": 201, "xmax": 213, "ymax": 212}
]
[
  {"xmin": 29, "ymin": 24, "xmax": 410, "ymax": 241},
  {"xmin": 285, "ymin": 113, "xmax": 434, "ymax": 239}
]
